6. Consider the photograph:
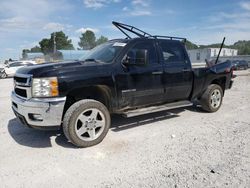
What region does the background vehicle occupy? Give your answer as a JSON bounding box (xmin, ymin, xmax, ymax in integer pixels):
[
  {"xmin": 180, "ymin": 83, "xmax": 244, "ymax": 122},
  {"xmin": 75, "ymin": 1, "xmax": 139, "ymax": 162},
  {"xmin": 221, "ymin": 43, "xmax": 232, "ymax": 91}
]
[
  {"xmin": 11, "ymin": 22, "xmax": 234, "ymax": 148},
  {"xmin": 1, "ymin": 61, "xmax": 36, "ymax": 78},
  {"xmin": 0, "ymin": 67, "xmax": 5, "ymax": 78},
  {"xmin": 232, "ymin": 60, "xmax": 248, "ymax": 70}
]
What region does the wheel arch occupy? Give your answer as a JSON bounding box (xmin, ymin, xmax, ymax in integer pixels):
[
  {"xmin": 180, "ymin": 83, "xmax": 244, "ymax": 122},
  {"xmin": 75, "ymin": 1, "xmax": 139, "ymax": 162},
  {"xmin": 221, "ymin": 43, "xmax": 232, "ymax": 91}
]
[
  {"xmin": 63, "ymin": 85, "xmax": 113, "ymax": 117},
  {"xmin": 210, "ymin": 77, "xmax": 226, "ymax": 95}
]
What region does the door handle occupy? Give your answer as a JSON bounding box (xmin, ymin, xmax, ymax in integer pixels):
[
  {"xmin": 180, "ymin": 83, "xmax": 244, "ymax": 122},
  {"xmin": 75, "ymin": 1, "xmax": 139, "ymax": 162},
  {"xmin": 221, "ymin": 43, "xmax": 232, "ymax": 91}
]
[
  {"xmin": 152, "ymin": 71, "xmax": 163, "ymax": 75},
  {"xmin": 182, "ymin": 68, "xmax": 190, "ymax": 72}
]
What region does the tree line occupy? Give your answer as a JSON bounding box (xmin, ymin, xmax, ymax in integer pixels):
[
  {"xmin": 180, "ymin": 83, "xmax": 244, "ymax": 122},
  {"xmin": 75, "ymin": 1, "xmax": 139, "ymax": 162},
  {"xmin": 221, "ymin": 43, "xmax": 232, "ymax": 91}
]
[
  {"xmin": 185, "ymin": 40, "xmax": 250, "ymax": 55},
  {"xmin": 22, "ymin": 30, "xmax": 108, "ymax": 58}
]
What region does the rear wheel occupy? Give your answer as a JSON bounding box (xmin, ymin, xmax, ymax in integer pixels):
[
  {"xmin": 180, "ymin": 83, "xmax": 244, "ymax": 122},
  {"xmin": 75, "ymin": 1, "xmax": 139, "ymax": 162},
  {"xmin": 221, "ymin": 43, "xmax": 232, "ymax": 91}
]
[
  {"xmin": 200, "ymin": 84, "xmax": 223, "ymax": 112},
  {"xmin": 63, "ymin": 99, "xmax": 110, "ymax": 147}
]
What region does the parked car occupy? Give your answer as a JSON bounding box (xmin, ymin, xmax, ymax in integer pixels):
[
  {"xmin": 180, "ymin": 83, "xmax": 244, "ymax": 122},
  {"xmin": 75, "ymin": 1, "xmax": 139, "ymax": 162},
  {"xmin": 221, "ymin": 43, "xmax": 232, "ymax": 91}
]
[
  {"xmin": 1, "ymin": 61, "xmax": 36, "ymax": 78},
  {"xmin": 232, "ymin": 60, "xmax": 248, "ymax": 70},
  {"xmin": 11, "ymin": 22, "xmax": 234, "ymax": 148}
]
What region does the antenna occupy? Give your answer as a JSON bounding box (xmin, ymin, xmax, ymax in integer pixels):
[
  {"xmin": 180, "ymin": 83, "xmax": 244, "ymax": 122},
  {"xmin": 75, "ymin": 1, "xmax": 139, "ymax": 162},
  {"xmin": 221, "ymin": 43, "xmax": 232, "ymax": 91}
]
[{"xmin": 215, "ymin": 37, "xmax": 226, "ymax": 65}]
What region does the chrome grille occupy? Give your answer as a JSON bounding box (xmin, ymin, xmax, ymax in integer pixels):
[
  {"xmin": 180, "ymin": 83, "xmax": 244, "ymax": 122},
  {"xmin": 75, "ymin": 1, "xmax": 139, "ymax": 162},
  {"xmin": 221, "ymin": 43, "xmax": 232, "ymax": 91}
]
[{"xmin": 14, "ymin": 74, "xmax": 32, "ymax": 99}]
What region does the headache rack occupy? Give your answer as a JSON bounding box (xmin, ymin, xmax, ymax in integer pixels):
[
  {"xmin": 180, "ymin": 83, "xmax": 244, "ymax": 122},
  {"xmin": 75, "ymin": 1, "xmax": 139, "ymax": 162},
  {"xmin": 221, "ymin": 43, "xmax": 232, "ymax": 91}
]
[{"xmin": 112, "ymin": 21, "xmax": 187, "ymax": 42}]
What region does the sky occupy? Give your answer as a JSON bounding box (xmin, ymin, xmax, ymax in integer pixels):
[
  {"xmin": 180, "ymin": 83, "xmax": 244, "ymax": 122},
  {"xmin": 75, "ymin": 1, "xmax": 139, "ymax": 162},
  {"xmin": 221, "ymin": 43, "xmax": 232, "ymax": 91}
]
[{"xmin": 0, "ymin": 0, "xmax": 250, "ymax": 61}]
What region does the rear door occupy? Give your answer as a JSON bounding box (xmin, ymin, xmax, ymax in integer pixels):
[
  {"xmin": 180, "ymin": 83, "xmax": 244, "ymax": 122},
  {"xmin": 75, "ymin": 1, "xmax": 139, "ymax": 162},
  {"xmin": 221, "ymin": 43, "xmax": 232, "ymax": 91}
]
[
  {"xmin": 115, "ymin": 40, "xmax": 165, "ymax": 108},
  {"xmin": 158, "ymin": 40, "xmax": 193, "ymax": 102}
]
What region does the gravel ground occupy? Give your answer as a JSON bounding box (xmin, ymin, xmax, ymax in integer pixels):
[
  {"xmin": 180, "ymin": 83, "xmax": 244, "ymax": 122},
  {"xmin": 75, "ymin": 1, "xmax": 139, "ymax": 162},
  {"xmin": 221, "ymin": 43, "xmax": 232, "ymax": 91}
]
[{"xmin": 0, "ymin": 70, "xmax": 250, "ymax": 188}]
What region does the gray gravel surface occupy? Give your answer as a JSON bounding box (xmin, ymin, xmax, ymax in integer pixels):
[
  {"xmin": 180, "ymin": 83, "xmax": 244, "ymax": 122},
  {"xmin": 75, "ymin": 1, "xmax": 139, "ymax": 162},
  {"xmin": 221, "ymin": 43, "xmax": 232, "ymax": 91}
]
[{"xmin": 0, "ymin": 70, "xmax": 250, "ymax": 188}]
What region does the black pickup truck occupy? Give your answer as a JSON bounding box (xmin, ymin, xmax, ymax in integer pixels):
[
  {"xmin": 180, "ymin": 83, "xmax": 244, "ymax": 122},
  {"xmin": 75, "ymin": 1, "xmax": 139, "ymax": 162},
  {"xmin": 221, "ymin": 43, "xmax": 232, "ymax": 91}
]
[{"xmin": 11, "ymin": 22, "xmax": 234, "ymax": 147}]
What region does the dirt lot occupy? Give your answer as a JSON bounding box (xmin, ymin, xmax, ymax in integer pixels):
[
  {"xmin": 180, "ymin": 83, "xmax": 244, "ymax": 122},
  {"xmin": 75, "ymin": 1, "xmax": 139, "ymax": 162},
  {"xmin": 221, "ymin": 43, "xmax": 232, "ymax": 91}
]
[{"xmin": 0, "ymin": 70, "xmax": 249, "ymax": 188}]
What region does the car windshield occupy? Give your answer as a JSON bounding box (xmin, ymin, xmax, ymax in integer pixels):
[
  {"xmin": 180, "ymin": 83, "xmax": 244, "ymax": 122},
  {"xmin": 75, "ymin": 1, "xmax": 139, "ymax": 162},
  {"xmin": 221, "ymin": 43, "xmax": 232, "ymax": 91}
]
[{"xmin": 80, "ymin": 41, "xmax": 127, "ymax": 63}]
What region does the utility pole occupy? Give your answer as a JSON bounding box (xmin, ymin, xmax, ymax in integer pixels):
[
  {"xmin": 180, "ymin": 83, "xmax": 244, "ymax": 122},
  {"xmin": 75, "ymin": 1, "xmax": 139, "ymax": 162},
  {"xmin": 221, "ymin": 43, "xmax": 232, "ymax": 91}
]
[{"xmin": 53, "ymin": 32, "xmax": 56, "ymax": 54}]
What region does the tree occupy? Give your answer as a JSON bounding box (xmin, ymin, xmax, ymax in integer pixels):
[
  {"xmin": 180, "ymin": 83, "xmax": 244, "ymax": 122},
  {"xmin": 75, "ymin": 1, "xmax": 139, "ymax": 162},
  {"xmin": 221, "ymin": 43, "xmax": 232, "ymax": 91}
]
[
  {"xmin": 39, "ymin": 31, "xmax": 74, "ymax": 54},
  {"xmin": 96, "ymin": 36, "xmax": 108, "ymax": 46},
  {"xmin": 39, "ymin": 38, "xmax": 51, "ymax": 54},
  {"xmin": 22, "ymin": 49, "xmax": 30, "ymax": 59},
  {"xmin": 78, "ymin": 30, "xmax": 96, "ymax": 50},
  {"xmin": 51, "ymin": 31, "xmax": 74, "ymax": 50},
  {"xmin": 30, "ymin": 46, "xmax": 41, "ymax": 52},
  {"xmin": 185, "ymin": 40, "xmax": 199, "ymax": 50}
]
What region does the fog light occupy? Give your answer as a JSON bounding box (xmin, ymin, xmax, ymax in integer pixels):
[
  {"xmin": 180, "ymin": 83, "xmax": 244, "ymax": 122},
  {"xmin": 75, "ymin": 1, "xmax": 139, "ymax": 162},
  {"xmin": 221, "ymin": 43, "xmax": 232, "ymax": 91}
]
[{"xmin": 29, "ymin": 114, "xmax": 43, "ymax": 121}]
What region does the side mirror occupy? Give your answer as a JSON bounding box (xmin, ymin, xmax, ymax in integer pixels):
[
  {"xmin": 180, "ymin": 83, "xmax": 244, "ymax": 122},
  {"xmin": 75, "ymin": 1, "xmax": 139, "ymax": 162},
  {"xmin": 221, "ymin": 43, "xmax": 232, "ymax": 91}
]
[{"xmin": 123, "ymin": 49, "xmax": 148, "ymax": 66}]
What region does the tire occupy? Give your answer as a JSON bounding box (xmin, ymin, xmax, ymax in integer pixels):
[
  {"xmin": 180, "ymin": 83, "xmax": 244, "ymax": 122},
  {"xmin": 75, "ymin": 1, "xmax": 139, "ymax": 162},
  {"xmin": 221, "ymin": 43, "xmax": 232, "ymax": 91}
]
[
  {"xmin": 200, "ymin": 84, "xmax": 223, "ymax": 112},
  {"xmin": 63, "ymin": 99, "xmax": 111, "ymax": 148}
]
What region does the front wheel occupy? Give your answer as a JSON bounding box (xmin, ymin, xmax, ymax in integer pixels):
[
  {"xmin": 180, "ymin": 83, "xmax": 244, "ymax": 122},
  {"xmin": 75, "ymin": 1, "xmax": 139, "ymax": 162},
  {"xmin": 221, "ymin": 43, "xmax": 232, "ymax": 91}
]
[
  {"xmin": 200, "ymin": 84, "xmax": 223, "ymax": 112},
  {"xmin": 63, "ymin": 99, "xmax": 111, "ymax": 147}
]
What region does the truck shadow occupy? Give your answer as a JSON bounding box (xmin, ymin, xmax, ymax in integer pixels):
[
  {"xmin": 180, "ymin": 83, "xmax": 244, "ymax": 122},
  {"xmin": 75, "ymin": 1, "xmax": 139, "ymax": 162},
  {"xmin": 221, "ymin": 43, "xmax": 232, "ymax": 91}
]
[
  {"xmin": 7, "ymin": 118, "xmax": 75, "ymax": 149},
  {"xmin": 7, "ymin": 105, "xmax": 202, "ymax": 148},
  {"xmin": 110, "ymin": 105, "xmax": 205, "ymax": 132}
]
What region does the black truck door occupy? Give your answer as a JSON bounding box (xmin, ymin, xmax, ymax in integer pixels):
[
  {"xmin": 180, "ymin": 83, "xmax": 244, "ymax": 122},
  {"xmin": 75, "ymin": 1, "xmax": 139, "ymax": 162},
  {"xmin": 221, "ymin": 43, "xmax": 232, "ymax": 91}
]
[
  {"xmin": 158, "ymin": 40, "xmax": 193, "ymax": 102},
  {"xmin": 115, "ymin": 40, "xmax": 165, "ymax": 108}
]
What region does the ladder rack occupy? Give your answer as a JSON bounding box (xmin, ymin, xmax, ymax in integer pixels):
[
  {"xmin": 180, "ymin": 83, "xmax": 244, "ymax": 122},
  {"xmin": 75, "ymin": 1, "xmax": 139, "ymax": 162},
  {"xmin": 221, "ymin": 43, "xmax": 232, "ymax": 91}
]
[{"xmin": 112, "ymin": 21, "xmax": 186, "ymax": 42}]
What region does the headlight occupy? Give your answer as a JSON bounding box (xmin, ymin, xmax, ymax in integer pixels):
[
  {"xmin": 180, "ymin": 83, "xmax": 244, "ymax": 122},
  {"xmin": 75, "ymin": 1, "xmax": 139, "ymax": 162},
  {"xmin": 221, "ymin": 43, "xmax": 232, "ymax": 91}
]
[{"xmin": 32, "ymin": 77, "xmax": 59, "ymax": 97}]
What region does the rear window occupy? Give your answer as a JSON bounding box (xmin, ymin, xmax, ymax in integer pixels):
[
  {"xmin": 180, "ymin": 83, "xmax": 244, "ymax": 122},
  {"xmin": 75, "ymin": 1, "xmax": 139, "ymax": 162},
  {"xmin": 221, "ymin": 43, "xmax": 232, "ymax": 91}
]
[
  {"xmin": 158, "ymin": 41, "xmax": 185, "ymax": 63},
  {"xmin": 9, "ymin": 62, "xmax": 23, "ymax": 67}
]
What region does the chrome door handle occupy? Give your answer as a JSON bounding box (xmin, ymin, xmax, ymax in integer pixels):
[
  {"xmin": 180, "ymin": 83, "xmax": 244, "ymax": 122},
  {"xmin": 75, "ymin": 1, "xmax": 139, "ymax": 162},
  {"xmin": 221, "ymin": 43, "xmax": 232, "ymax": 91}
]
[{"xmin": 152, "ymin": 71, "xmax": 163, "ymax": 75}]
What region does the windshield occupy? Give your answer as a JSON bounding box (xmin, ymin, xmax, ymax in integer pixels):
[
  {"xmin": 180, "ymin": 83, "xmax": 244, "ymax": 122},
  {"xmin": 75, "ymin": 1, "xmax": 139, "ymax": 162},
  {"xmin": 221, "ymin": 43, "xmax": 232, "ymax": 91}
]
[{"xmin": 80, "ymin": 41, "xmax": 127, "ymax": 63}]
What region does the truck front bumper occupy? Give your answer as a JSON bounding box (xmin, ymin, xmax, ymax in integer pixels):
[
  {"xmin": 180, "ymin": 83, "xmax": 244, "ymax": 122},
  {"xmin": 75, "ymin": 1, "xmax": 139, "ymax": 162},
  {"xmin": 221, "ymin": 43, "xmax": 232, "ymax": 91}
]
[{"xmin": 11, "ymin": 92, "xmax": 66, "ymax": 129}]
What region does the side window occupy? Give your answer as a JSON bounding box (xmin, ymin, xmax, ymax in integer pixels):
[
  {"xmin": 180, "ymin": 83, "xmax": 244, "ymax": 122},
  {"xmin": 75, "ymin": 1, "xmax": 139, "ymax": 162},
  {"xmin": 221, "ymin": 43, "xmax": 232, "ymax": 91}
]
[
  {"xmin": 9, "ymin": 62, "xmax": 22, "ymax": 67},
  {"xmin": 159, "ymin": 41, "xmax": 185, "ymax": 63},
  {"xmin": 127, "ymin": 41, "xmax": 157, "ymax": 64}
]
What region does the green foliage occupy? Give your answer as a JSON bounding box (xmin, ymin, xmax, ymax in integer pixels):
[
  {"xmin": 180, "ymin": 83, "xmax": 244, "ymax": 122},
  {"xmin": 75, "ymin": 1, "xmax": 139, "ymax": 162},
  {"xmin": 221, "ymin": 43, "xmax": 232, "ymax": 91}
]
[
  {"xmin": 30, "ymin": 46, "xmax": 41, "ymax": 52},
  {"xmin": 96, "ymin": 36, "xmax": 108, "ymax": 46},
  {"xmin": 78, "ymin": 30, "xmax": 96, "ymax": 50},
  {"xmin": 22, "ymin": 46, "xmax": 41, "ymax": 59},
  {"xmin": 185, "ymin": 40, "xmax": 199, "ymax": 50},
  {"xmin": 39, "ymin": 38, "xmax": 51, "ymax": 54},
  {"xmin": 51, "ymin": 31, "xmax": 74, "ymax": 50},
  {"xmin": 38, "ymin": 31, "xmax": 74, "ymax": 54},
  {"xmin": 186, "ymin": 40, "xmax": 250, "ymax": 55},
  {"xmin": 78, "ymin": 31, "xmax": 109, "ymax": 50},
  {"xmin": 232, "ymin": 40, "xmax": 250, "ymax": 55},
  {"xmin": 22, "ymin": 49, "xmax": 29, "ymax": 59}
]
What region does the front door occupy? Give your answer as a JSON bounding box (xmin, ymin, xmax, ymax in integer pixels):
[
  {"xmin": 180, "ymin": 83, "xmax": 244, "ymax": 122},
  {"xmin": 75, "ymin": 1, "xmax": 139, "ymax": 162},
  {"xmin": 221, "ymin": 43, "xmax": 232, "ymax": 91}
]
[{"xmin": 115, "ymin": 40, "xmax": 165, "ymax": 109}]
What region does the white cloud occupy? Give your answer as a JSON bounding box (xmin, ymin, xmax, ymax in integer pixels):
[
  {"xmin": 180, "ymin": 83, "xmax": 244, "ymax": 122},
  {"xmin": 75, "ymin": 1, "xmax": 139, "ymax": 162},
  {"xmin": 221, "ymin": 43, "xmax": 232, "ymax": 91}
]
[
  {"xmin": 121, "ymin": 0, "xmax": 152, "ymax": 17},
  {"xmin": 0, "ymin": 0, "xmax": 74, "ymax": 60},
  {"xmin": 83, "ymin": 0, "xmax": 120, "ymax": 9},
  {"xmin": 43, "ymin": 22, "xmax": 65, "ymax": 31},
  {"xmin": 122, "ymin": 6, "xmax": 129, "ymax": 11},
  {"xmin": 0, "ymin": 0, "xmax": 73, "ymax": 31},
  {"xmin": 0, "ymin": 17, "xmax": 33, "ymax": 30},
  {"xmin": 240, "ymin": 1, "xmax": 250, "ymax": 11},
  {"xmin": 130, "ymin": 10, "xmax": 152, "ymax": 16},
  {"xmin": 132, "ymin": 0, "xmax": 149, "ymax": 7},
  {"xmin": 0, "ymin": 0, "xmax": 72, "ymax": 19},
  {"xmin": 76, "ymin": 27, "xmax": 99, "ymax": 33}
]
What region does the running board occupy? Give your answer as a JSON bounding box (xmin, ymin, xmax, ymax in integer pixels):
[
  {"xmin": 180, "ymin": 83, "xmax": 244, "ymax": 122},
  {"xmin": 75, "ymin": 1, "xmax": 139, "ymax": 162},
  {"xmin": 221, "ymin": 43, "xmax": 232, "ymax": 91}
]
[{"xmin": 121, "ymin": 101, "xmax": 193, "ymax": 118}]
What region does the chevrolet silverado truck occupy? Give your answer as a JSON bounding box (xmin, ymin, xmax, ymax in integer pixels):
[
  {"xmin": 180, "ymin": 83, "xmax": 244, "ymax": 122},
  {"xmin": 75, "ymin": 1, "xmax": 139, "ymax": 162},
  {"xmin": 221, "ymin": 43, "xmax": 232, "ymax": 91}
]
[{"xmin": 11, "ymin": 22, "xmax": 234, "ymax": 147}]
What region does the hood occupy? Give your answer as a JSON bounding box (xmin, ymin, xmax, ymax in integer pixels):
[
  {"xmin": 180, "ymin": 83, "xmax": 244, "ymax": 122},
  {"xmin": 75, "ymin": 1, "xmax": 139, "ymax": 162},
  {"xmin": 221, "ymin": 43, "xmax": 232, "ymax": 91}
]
[{"xmin": 16, "ymin": 60, "xmax": 108, "ymax": 78}]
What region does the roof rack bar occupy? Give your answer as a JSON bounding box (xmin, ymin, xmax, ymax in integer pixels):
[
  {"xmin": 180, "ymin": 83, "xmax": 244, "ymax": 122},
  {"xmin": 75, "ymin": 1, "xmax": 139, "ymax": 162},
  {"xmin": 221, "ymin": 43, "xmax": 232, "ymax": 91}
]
[
  {"xmin": 112, "ymin": 21, "xmax": 187, "ymax": 42},
  {"xmin": 152, "ymin": 35, "xmax": 187, "ymax": 42},
  {"xmin": 116, "ymin": 25, "xmax": 131, "ymax": 39},
  {"xmin": 112, "ymin": 21, "xmax": 152, "ymax": 38}
]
